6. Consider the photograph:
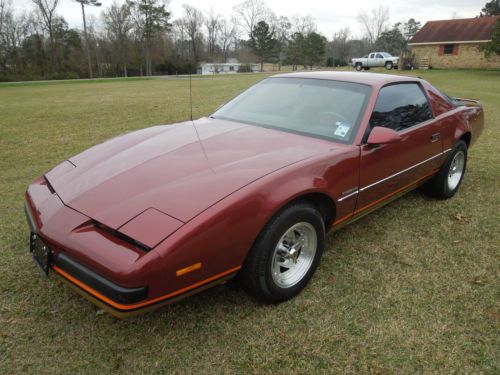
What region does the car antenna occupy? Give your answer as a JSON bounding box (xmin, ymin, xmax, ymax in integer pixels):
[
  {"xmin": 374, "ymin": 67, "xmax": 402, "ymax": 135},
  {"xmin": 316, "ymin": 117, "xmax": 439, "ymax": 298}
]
[
  {"xmin": 189, "ymin": 72, "xmax": 193, "ymax": 121},
  {"xmin": 189, "ymin": 74, "xmax": 213, "ymax": 170}
]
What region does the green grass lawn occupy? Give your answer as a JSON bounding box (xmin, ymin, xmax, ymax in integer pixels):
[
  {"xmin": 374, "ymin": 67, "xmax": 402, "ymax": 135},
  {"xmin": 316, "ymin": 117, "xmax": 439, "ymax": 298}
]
[{"xmin": 0, "ymin": 70, "xmax": 498, "ymax": 374}]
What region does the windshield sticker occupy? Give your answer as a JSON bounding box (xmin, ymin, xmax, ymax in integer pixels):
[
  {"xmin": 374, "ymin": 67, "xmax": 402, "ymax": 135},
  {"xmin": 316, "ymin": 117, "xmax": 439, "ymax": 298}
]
[{"xmin": 334, "ymin": 122, "xmax": 351, "ymax": 138}]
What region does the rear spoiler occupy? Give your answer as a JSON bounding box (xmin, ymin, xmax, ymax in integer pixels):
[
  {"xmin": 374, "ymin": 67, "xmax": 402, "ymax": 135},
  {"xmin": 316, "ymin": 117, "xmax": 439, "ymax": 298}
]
[{"xmin": 453, "ymin": 97, "xmax": 482, "ymax": 107}]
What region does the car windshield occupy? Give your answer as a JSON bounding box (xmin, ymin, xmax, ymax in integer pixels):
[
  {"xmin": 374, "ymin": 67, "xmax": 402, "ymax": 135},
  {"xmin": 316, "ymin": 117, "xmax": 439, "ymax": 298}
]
[
  {"xmin": 212, "ymin": 77, "xmax": 371, "ymax": 144},
  {"xmin": 381, "ymin": 52, "xmax": 392, "ymax": 57}
]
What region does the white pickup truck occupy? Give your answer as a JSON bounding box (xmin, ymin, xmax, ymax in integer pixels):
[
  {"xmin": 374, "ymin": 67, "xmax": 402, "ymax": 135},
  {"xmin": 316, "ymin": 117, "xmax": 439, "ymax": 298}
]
[{"xmin": 351, "ymin": 52, "xmax": 399, "ymax": 71}]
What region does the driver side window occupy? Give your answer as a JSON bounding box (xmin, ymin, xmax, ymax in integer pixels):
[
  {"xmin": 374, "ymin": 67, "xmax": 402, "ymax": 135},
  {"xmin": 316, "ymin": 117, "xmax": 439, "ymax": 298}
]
[{"xmin": 370, "ymin": 83, "xmax": 433, "ymax": 131}]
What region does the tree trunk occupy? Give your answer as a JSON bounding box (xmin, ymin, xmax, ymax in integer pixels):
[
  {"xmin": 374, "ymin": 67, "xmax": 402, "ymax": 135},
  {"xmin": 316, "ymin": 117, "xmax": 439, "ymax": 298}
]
[
  {"xmin": 81, "ymin": 3, "xmax": 93, "ymax": 79},
  {"xmin": 191, "ymin": 39, "xmax": 198, "ymax": 68},
  {"xmin": 145, "ymin": 42, "xmax": 152, "ymax": 76},
  {"xmin": 48, "ymin": 28, "xmax": 57, "ymax": 72},
  {"xmin": 119, "ymin": 41, "xmax": 127, "ymax": 78}
]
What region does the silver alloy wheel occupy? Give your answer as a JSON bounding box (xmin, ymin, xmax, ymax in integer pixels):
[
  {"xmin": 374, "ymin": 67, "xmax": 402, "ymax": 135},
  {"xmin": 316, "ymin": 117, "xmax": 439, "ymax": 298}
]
[
  {"xmin": 448, "ymin": 150, "xmax": 465, "ymax": 190},
  {"xmin": 271, "ymin": 222, "xmax": 317, "ymax": 288}
]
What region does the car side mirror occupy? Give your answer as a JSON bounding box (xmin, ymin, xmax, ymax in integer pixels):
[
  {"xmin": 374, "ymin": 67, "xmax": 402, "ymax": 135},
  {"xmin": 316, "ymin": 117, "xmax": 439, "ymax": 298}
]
[{"xmin": 367, "ymin": 127, "xmax": 401, "ymax": 145}]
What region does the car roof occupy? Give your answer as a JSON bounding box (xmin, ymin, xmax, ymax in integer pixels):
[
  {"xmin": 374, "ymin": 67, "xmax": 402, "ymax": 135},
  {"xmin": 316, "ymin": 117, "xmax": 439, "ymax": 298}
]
[{"xmin": 271, "ymin": 71, "xmax": 421, "ymax": 87}]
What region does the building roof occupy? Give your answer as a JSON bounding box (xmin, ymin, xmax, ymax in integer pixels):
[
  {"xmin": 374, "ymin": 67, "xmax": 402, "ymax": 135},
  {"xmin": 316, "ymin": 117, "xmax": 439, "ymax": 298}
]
[{"xmin": 409, "ymin": 16, "xmax": 500, "ymax": 45}]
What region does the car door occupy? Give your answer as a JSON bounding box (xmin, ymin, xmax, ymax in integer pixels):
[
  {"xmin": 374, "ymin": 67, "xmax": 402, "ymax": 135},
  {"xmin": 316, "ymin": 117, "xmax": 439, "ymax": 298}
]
[
  {"xmin": 355, "ymin": 83, "xmax": 444, "ymax": 213},
  {"xmin": 368, "ymin": 53, "xmax": 376, "ymax": 67},
  {"xmin": 375, "ymin": 53, "xmax": 384, "ymax": 67}
]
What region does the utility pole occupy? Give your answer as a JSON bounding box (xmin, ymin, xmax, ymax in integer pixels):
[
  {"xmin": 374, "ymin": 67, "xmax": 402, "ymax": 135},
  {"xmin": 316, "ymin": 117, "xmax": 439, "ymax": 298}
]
[{"xmin": 75, "ymin": 0, "xmax": 102, "ymax": 79}]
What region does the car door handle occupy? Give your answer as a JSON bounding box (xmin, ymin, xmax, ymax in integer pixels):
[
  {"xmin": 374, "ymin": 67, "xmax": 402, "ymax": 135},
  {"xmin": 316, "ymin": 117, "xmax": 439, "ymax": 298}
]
[{"xmin": 431, "ymin": 133, "xmax": 441, "ymax": 142}]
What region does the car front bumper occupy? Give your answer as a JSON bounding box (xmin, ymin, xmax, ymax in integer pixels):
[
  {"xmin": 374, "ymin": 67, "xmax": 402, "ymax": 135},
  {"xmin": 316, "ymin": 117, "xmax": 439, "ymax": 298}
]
[{"xmin": 24, "ymin": 200, "xmax": 152, "ymax": 317}]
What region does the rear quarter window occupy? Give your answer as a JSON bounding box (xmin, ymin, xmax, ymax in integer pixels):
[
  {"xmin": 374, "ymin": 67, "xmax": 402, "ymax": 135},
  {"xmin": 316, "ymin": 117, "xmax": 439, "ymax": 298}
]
[{"xmin": 424, "ymin": 85, "xmax": 455, "ymax": 116}]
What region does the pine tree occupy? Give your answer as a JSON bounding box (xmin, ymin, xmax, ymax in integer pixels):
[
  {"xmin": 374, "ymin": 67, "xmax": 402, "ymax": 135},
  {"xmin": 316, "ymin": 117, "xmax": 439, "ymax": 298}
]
[
  {"xmin": 248, "ymin": 21, "xmax": 278, "ymax": 72},
  {"xmin": 127, "ymin": 0, "xmax": 171, "ymax": 76},
  {"xmin": 479, "ymin": 0, "xmax": 500, "ymax": 16},
  {"xmin": 484, "ymin": 20, "xmax": 500, "ymax": 56}
]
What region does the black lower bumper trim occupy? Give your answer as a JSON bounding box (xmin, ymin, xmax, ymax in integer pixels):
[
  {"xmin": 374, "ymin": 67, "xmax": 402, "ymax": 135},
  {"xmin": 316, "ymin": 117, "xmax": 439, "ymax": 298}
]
[{"xmin": 55, "ymin": 253, "xmax": 148, "ymax": 305}]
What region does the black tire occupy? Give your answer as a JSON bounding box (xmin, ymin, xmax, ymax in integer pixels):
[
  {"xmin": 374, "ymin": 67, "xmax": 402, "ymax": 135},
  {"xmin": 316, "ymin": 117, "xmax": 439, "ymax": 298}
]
[
  {"xmin": 422, "ymin": 140, "xmax": 468, "ymax": 199},
  {"xmin": 355, "ymin": 63, "xmax": 363, "ymax": 71},
  {"xmin": 239, "ymin": 202, "xmax": 325, "ymax": 303},
  {"xmin": 385, "ymin": 61, "xmax": 393, "ymax": 70}
]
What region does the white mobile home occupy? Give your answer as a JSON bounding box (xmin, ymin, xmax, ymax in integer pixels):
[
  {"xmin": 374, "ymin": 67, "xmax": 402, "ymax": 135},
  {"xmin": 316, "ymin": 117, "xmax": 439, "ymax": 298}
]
[{"xmin": 200, "ymin": 62, "xmax": 259, "ymax": 75}]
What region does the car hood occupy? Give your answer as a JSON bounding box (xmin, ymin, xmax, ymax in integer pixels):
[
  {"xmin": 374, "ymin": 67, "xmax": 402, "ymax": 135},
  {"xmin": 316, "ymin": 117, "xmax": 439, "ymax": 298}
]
[{"xmin": 45, "ymin": 118, "xmax": 333, "ymax": 233}]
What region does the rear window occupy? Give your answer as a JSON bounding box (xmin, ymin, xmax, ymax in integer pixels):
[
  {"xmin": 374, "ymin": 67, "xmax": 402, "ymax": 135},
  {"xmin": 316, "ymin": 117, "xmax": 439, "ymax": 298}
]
[{"xmin": 370, "ymin": 83, "xmax": 433, "ymax": 131}]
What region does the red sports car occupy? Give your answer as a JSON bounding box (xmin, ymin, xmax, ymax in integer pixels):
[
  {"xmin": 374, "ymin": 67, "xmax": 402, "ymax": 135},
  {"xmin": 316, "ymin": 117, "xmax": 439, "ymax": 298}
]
[{"xmin": 25, "ymin": 72, "xmax": 484, "ymax": 317}]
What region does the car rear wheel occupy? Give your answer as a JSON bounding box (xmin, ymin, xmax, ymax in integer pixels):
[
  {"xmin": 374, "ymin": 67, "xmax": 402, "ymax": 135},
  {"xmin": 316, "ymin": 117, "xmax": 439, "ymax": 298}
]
[
  {"xmin": 422, "ymin": 140, "xmax": 467, "ymax": 199},
  {"xmin": 355, "ymin": 63, "xmax": 363, "ymax": 71},
  {"xmin": 239, "ymin": 202, "xmax": 325, "ymax": 303},
  {"xmin": 385, "ymin": 61, "xmax": 393, "ymax": 70}
]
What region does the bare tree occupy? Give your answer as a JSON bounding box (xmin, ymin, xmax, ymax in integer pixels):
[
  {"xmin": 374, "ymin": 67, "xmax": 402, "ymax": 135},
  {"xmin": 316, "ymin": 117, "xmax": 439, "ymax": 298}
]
[
  {"xmin": 272, "ymin": 15, "xmax": 291, "ymax": 69},
  {"xmin": 218, "ymin": 17, "xmax": 236, "ymax": 62},
  {"xmin": 330, "ymin": 27, "xmax": 350, "ymax": 63},
  {"xmin": 85, "ymin": 15, "xmax": 103, "ymax": 77},
  {"xmin": 290, "ymin": 15, "xmax": 316, "ymax": 35},
  {"xmin": 0, "ymin": 2, "xmax": 35, "ymax": 74},
  {"xmin": 32, "ymin": 0, "xmax": 59, "ymax": 68},
  {"xmin": 172, "ymin": 18, "xmax": 188, "ymax": 60},
  {"xmin": 357, "ymin": 5, "xmax": 389, "ymax": 46},
  {"xmin": 181, "ymin": 4, "xmax": 204, "ymax": 67},
  {"xmin": 103, "ymin": 1, "xmax": 133, "ymax": 77},
  {"xmin": 204, "ymin": 7, "xmax": 221, "ymax": 61},
  {"xmin": 0, "ymin": 0, "xmax": 12, "ymax": 71},
  {"xmin": 128, "ymin": 0, "xmax": 171, "ymax": 76},
  {"xmin": 0, "ymin": 1, "xmax": 10, "ymax": 68},
  {"xmin": 233, "ymin": 0, "xmax": 272, "ymax": 39},
  {"xmin": 74, "ymin": 0, "xmax": 102, "ymax": 79},
  {"xmin": 0, "ymin": 0, "xmax": 8, "ymax": 38}
]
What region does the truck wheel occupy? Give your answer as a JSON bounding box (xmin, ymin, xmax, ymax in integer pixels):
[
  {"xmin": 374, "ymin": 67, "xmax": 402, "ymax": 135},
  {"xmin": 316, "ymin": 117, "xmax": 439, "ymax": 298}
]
[
  {"xmin": 385, "ymin": 61, "xmax": 393, "ymax": 70},
  {"xmin": 355, "ymin": 63, "xmax": 363, "ymax": 71}
]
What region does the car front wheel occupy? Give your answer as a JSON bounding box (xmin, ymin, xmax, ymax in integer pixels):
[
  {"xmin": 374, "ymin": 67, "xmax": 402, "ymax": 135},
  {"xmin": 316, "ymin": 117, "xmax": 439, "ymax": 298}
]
[
  {"xmin": 355, "ymin": 63, "xmax": 363, "ymax": 71},
  {"xmin": 385, "ymin": 61, "xmax": 393, "ymax": 70},
  {"xmin": 423, "ymin": 140, "xmax": 467, "ymax": 199},
  {"xmin": 239, "ymin": 202, "xmax": 325, "ymax": 303}
]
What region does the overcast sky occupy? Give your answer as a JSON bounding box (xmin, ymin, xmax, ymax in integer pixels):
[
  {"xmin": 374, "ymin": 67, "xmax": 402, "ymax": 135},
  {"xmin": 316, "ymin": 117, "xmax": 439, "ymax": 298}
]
[{"xmin": 15, "ymin": 0, "xmax": 486, "ymax": 38}]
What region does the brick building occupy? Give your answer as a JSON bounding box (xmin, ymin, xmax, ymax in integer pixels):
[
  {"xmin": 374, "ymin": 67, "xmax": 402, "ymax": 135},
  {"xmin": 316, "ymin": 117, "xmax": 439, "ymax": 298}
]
[{"xmin": 409, "ymin": 16, "xmax": 500, "ymax": 69}]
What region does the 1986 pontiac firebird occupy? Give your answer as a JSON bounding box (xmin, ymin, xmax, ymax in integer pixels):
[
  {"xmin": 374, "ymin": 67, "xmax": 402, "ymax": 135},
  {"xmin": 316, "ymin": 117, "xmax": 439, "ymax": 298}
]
[{"xmin": 25, "ymin": 72, "xmax": 484, "ymax": 317}]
